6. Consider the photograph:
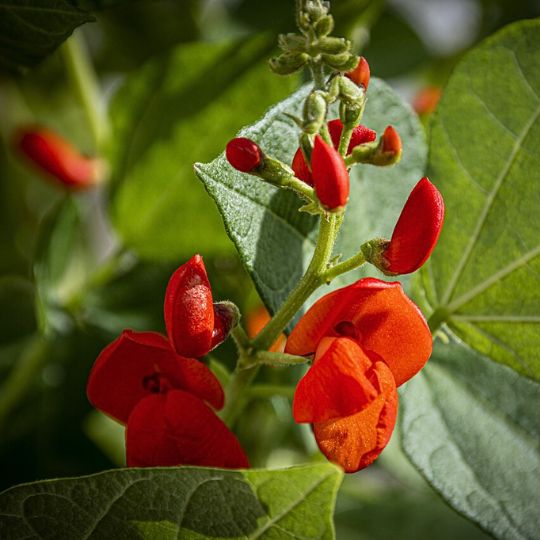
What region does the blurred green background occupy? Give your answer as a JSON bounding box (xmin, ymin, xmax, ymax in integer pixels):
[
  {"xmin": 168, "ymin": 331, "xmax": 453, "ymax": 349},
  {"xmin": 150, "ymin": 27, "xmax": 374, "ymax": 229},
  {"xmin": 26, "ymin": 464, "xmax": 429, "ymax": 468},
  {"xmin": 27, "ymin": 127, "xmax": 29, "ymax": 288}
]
[{"xmin": 1, "ymin": 0, "xmax": 539, "ymax": 537}]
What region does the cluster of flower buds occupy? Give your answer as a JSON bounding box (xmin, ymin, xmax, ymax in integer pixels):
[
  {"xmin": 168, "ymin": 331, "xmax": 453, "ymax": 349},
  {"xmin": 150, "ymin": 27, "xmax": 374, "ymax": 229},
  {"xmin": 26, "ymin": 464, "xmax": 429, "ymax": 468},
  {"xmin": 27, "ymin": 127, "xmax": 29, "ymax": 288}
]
[
  {"xmin": 269, "ymin": 0, "xmax": 357, "ymax": 76},
  {"xmin": 87, "ymin": 255, "xmax": 248, "ymax": 468},
  {"xmin": 16, "ymin": 127, "xmax": 104, "ymax": 190},
  {"xmin": 286, "ymin": 278, "xmax": 432, "ymax": 472}
]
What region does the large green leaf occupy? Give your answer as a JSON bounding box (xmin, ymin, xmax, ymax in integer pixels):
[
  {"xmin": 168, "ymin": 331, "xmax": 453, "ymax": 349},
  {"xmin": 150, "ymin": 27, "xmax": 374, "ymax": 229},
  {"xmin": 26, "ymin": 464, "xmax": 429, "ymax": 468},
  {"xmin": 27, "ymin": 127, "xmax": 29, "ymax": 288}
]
[
  {"xmin": 419, "ymin": 19, "xmax": 540, "ymax": 380},
  {"xmin": 195, "ymin": 78, "xmax": 426, "ymax": 318},
  {"xmin": 0, "ymin": 463, "xmax": 342, "ymax": 539},
  {"xmin": 109, "ymin": 35, "xmax": 298, "ymax": 261},
  {"xmin": 0, "ymin": 0, "xmax": 93, "ymax": 72},
  {"xmin": 400, "ymin": 335, "xmax": 540, "ymax": 540}
]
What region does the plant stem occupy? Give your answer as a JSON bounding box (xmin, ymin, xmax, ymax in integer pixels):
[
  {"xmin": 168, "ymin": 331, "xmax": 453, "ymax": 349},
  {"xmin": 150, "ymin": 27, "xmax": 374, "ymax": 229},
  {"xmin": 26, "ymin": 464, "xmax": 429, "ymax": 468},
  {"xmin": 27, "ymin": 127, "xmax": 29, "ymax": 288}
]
[
  {"xmin": 338, "ymin": 122, "xmax": 355, "ymax": 157},
  {"xmin": 323, "ymin": 251, "xmax": 367, "ymax": 282},
  {"xmin": 61, "ymin": 32, "xmax": 108, "ymax": 151},
  {"xmin": 248, "ymin": 384, "xmax": 295, "ymax": 400},
  {"xmin": 310, "ymin": 61, "xmax": 326, "ymax": 91}
]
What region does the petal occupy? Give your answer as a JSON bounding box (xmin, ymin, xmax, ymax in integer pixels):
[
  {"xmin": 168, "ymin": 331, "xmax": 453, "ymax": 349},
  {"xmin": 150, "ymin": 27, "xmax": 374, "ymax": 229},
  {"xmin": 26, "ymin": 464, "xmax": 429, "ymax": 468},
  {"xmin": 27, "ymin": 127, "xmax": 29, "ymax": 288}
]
[
  {"xmin": 246, "ymin": 305, "xmax": 286, "ymax": 353},
  {"xmin": 164, "ymin": 254, "xmax": 214, "ymax": 358},
  {"xmin": 313, "ymin": 360, "xmax": 397, "ymax": 473},
  {"xmin": 285, "ymin": 278, "xmax": 432, "ymax": 386},
  {"xmin": 327, "ymin": 119, "xmax": 376, "ymax": 154},
  {"xmin": 87, "ymin": 330, "xmax": 224, "ymax": 423},
  {"xmin": 291, "ymin": 147, "xmax": 313, "ymax": 185},
  {"xmin": 226, "ymin": 137, "xmax": 262, "ymax": 172},
  {"xmin": 384, "ymin": 177, "xmax": 445, "ymax": 274},
  {"xmin": 126, "ymin": 390, "xmax": 249, "ymax": 468},
  {"xmin": 293, "ymin": 337, "xmax": 378, "ymax": 423}
]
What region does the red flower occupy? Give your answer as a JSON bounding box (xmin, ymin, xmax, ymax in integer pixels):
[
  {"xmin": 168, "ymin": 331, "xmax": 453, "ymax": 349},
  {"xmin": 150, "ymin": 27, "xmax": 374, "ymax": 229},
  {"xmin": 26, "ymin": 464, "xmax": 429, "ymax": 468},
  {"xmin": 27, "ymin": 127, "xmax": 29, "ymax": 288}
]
[
  {"xmin": 346, "ymin": 56, "xmax": 370, "ymax": 89},
  {"xmin": 226, "ymin": 137, "xmax": 262, "ymax": 172},
  {"xmin": 16, "ymin": 127, "xmax": 102, "ymax": 189},
  {"xmin": 87, "ymin": 255, "xmax": 248, "ymax": 468},
  {"xmin": 382, "ymin": 177, "xmax": 445, "ymax": 274},
  {"xmin": 291, "ymin": 147, "xmax": 313, "ymax": 185},
  {"xmin": 286, "ymin": 278, "xmax": 431, "ymax": 472},
  {"xmin": 311, "ymin": 135, "xmax": 350, "ymax": 210},
  {"xmin": 380, "ymin": 125, "xmax": 402, "ymax": 157}
]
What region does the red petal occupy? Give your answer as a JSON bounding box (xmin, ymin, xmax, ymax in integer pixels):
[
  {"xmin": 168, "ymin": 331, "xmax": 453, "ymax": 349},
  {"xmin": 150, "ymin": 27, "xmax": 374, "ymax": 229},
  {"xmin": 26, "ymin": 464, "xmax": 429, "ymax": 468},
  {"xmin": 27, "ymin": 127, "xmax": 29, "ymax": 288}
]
[
  {"xmin": 345, "ymin": 56, "xmax": 370, "ymax": 89},
  {"xmin": 225, "ymin": 137, "xmax": 262, "ymax": 172},
  {"xmin": 87, "ymin": 330, "xmax": 224, "ymax": 423},
  {"xmin": 381, "ymin": 126, "xmax": 402, "ymax": 156},
  {"xmin": 164, "ymin": 254, "xmax": 214, "ymax": 358},
  {"xmin": 313, "ymin": 359, "xmax": 397, "ymax": 473},
  {"xmin": 385, "ymin": 177, "xmax": 445, "ymax": 274},
  {"xmin": 311, "ymin": 135, "xmax": 349, "ymax": 210},
  {"xmin": 327, "ymin": 119, "xmax": 376, "ymax": 154},
  {"xmin": 293, "ymin": 337, "xmax": 378, "ymax": 423},
  {"xmin": 17, "ymin": 127, "xmax": 98, "ymax": 188},
  {"xmin": 285, "ymin": 278, "xmax": 432, "ymax": 386},
  {"xmin": 126, "ymin": 390, "xmax": 249, "ymax": 468},
  {"xmin": 291, "ymin": 147, "xmax": 313, "ymax": 185}
]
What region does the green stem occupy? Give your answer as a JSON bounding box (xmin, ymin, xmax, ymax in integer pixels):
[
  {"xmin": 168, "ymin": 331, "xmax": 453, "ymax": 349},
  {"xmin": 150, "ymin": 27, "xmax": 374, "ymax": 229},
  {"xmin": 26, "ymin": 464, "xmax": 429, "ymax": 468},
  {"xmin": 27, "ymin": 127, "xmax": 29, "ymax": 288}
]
[
  {"xmin": 61, "ymin": 32, "xmax": 108, "ymax": 151},
  {"xmin": 254, "ymin": 350, "xmax": 308, "ymax": 366},
  {"xmin": 230, "ymin": 324, "xmax": 251, "ymax": 352},
  {"xmin": 323, "ymin": 251, "xmax": 366, "ymax": 282},
  {"xmin": 0, "ymin": 337, "xmax": 49, "ymax": 432},
  {"xmin": 219, "ymin": 363, "xmax": 259, "ymax": 425},
  {"xmin": 248, "ymin": 384, "xmax": 295, "ymax": 400},
  {"xmin": 338, "ymin": 122, "xmax": 355, "ymax": 157},
  {"xmin": 310, "ymin": 61, "xmax": 326, "ymax": 91}
]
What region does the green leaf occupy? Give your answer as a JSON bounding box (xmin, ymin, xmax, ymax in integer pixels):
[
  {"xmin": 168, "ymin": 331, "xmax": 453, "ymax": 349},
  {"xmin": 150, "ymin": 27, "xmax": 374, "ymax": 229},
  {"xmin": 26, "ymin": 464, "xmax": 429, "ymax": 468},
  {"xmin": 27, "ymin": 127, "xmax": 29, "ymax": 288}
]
[
  {"xmin": 109, "ymin": 35, "xmax": 298, "ymax": 261},
  {"xmin": 195, "ymin": 78, "xmax": 426, "ymax": 318},
  {"xmin": 400, "ymin": 335, "xmax": 540, "ymax": 540},
  {"xmin": 0, "ymin": 0, "xmax": 93, "ymax": 72},
  {"xmin": 419, "ymin": 19, "xmax": 540, "ymax": 380},
  {"xmin": 0, "ymin": 463, "xmax": 342, "ymax": 539}
]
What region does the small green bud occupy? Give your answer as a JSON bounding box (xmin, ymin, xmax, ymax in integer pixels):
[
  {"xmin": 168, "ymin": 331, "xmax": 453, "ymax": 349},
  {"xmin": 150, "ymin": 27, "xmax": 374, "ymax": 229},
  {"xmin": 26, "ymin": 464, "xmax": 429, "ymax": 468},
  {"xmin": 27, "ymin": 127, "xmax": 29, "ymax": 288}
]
[
  {"xmin": 317, "ymin": 36, "xmax": 349, "ymax": 55},
  {"xmin": 269, "ymin": 52, "xmax": 309, "ymax": 75},
  {"xmin": 338, "ymin": 76, "xmax": 364, "ymax": 103},
  {"xmin": 278, "ymin": 33, "xmax": 307, "ymax": 53},
  {"xmin": 339, "ymin": 101, "xmax": 363, "ymax": 126},
  {"xmin": 303, "ymin": 91, "xmax": 327, "ymax": 134},
  {"xmin": 314, "ymin": 15, "xmax": 334, "ymax": 37},
  {"xmin": 326, "ymin": 76, "xmax": 340, "ymax": 101},
  {"xmin": 321, "ymin": 51, "xmax": 358, "ymax": 71}
]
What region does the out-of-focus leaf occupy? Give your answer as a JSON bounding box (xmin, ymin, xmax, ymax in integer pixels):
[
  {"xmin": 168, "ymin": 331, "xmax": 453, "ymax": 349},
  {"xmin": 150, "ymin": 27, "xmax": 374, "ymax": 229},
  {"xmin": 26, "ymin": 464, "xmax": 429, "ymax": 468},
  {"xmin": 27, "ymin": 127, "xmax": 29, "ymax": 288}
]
[
  {"xmin": 0, "ymin": 277, "xmax": 36, "ymax": 347},
  {"xmin": 195, "ymin": 79, "xmax": 426, "ymax": 321},
  {"xmin": 0, "ymin": 0, "xmax": 93, "ymax": 72},
  {"xmin": 109, "ymin": 35, "xmax": 298, "ymax": 261},
  {"xmin": 418, "ymin": 19, "xmax": 540, "ymax": 380},
  {"xmin": 0, "ymin": 463, "xmax": 342, "ymax": 539},
  {"xmin": 401, "ymin": 335, "xmax": 540, "ymax": 540}
]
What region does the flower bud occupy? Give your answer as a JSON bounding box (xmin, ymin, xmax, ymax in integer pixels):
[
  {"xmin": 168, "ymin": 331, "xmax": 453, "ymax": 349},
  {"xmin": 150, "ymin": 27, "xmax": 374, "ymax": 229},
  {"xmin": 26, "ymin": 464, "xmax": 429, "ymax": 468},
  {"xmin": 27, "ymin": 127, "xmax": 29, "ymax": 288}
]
[
  {"xmin": 292, "ymin": 147, "xmax": 313, "ymax": 185},
  {"xmin": 311, "ymin": 135, "xmax": 349, "ymax": 211},
  {"xmin": 318, "ymin": 36, "xmax": 349, "ymax": 55},
  {"xmin": 381, "ymin": 126, "xmax": 402, "ymax": 156},
  {"xmin": 328, "ymin": 119, "xmax": 376, "ymax": 155},
  {"xmin": 17, "ymin": 127, "xmax": 103, "ymax": 189},
  {"xmin": 211, "ymin": 301, "xmax": 241, "ymax": 350},
  {"xmin": 322, "ymin": 52, "xmax": 358, "ymax": 72},
  {"xmin": 413, "ymin": 86, "xmax": 442, "ymax": 116},
  {"xmin": 365, "ymin": 178, "xmax": 445, "ymax": 275},
  {"xmin": 314, "ymin": 15, "xmax": 334, "ymax": 37},
  {"xmin": 226, "ymin": 137, "xmax": 262, "ymax": 172},
  {"xmin": 346, "ymin": 56, "xmax": 370, "ymax": 89},
  {"xmin": 269, "ymin": 52, "xmax": 309, "ymax": 75},
  {"xmin": 302, "ymin": 91, "xmax": 327, "ymax": 134}
]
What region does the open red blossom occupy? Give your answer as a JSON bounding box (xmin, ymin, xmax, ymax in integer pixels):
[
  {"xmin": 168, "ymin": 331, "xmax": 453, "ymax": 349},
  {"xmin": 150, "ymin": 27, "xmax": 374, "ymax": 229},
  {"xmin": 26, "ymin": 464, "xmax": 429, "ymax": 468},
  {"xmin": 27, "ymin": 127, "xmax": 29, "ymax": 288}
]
[
  {"xmin": 383, "ymin": 177, "xmax": 445, "ymax": 274},
  {"xmin": 164, "ymin": 254, "xmax": 233, "ymax": 357},
  {"xmin": 17, "ymin": 127, "xmax": 102, "ymax": 189},
  {"xmin": 226, "ymin": 137, "xmax": 262, "ymax": 172},
  {"xmin": 346, "ymin": 56, "xmax": 370, "ymax": 89},
  {"xmin": 285, "ymin": 278, "xmax": 432, "ymax": 386},
  {"xmin": 311, "ymin": 135, "xmax": 350, "ymax": 210},
  {"xmin": 327, "ymin": 119, "xmax": 376, "ymax": 154}
]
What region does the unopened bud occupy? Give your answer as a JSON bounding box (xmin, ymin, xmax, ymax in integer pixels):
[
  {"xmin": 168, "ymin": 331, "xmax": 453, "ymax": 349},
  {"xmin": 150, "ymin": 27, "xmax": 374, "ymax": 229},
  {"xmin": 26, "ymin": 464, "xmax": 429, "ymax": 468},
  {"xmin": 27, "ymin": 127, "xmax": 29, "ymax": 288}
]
[
  {"xmin": 292, "ymin": 148, "xmax": 313, "ymax": 185},
  {"xmin": 303, "ymin": 91, "xmax": 327, "ymax": 134},
  {"xmin": 314, "ymin": 15, "xmax": 334, "ymax": 37},
  {"xmin": 322, "ymin": 52, "xmax": 358, "ymax": 72},
  {"xmin": 269, "ymin": 52, "xmax": 309, "ymax": 75},
  {"xmin": 278, "ymin": 33, "xmax": 307, "ymax": 54},
  {"xmin": 346, "ymin": 56, "xmax": 370, "ymax": 89},
  {"xmin": 317, "ymin": 36, "xmax": 349, "ymax": 55},
  {"xmin": 381, "ymin": 126, "xmax": 402, "ymax": 157},
  {"xmin": 311, "ymin": 135, "xmax": 349, "ymax": 211},
  {"xmin": 17, "ymin": 127, "xmax": 104, "ymax": 189},
  {"xmin": 211, "ymin": 301, "xmax": 241, "ymax": 349},
  {"xmin": 226, "ymin": 137, "xmax": 262, "ymax": 172}
]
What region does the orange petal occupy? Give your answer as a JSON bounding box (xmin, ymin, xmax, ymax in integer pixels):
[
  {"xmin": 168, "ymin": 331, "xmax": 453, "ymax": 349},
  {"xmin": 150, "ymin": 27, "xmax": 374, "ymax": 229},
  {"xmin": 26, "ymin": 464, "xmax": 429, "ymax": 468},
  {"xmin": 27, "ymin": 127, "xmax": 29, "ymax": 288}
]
[
  {"xmin": 285, "ymin": 278, "xmax": 432, "ymax": 386},
  {"xmin": 246, "ymin": 304, "xmax": 286, "ymax": 352},
  {"xmin": 126, "ymin": 390, "xmax": 249, "ymax": 468},
  {"xmin": 87, "ymin": 330, "xmax": 224, "ymax": 424},
  {"xmin": 313, "ymin": 359, "xmax": 397, "ymax": 473},
  {"xmin": 293, "ymin": 337, "xmax": 378, "ymax": 423}
]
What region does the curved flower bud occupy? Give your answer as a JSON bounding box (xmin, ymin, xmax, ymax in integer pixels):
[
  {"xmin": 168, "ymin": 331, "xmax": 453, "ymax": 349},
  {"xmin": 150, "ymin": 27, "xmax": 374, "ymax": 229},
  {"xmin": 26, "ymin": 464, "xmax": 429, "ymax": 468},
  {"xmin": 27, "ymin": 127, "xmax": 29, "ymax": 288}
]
[
  {"xmin": 285, "ymin": 278, "xmax": 432, "ymax": 386},
  {"xmin": 382, "ymin": 177, "xmax": 444, "ymax": 274},
  {"xmin": 313, "ymin": 357, "xmax": 397, "ymax": 473},
  {"xmin": 164, "ymin": 254, "xmax": 215, "ymax": 358},
  {"xmin": 381, "ymin": 125, "xmax": 402, "ymax": 157},
  {"xmin": 291, "ymin": 147, "xmax": 313, "ymax": 185},
  {"xmin": 17, "ymin": 127, "xmax": 102, "ymax": 189},
  {"xmin": 311, "ymin": 135, "xmax": 350, "ymax": 211},
  {"xmin": 87, "ymin": 330, "xmax": 224, "ymax": 424},
  {"xmin": 327, "ymin": 119, "xmax": 376, "ymax": 155},
  {"xmin": 345, "ymin": 56, "xmax": 370, "ymax": 89},
  {"xmin": 413, "ymin": 86, "xmax": 442, "ymax": 116},
  {"xmin": 126, "ymin": 390, "xmax": 249, "ymax": 468},
  {"xmin": 226, "ymin": 137, "xmax": 262, "ymax": 172}
]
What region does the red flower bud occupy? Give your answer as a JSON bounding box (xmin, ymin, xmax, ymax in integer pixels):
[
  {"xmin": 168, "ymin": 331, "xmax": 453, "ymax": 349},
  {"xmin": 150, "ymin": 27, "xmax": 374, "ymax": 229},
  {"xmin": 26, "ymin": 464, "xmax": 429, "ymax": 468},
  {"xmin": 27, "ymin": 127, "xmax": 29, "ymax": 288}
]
[
  {"xmin": 381, "ymin": 126, "xmax": 402, "ymax": 156},
  {"xmin": 383, "ymin": 177, "xmax": 444, "ymax": 274},
  {"xmin": 291, "ymin": 147, "xmax": 313, "ymax": 185},
  {"xmin": 327, "ymin": 119, "xmax": 376, "ymax": 155},
  {"xmin": 226, "ymin": 137, "xmax": 262, "ymax": 172},
  {"xmin": 17, "ymin": 127, "xmax": 101, "ymax": 189},
  {"xmin": 346, "ymin": 56, "xmax": 370, "ymax": 89},
  {"xmin": 311, "ymin": 135, "xmax": 350, "ymax": 210},
  {"xmin": 413, "ymin": 86, "xmax": 442, "ymax": 116}
]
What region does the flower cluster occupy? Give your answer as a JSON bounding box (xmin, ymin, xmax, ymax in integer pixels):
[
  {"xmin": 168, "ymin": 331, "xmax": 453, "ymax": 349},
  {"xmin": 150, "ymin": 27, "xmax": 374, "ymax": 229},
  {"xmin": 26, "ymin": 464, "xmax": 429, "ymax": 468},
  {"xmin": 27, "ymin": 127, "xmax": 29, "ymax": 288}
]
[{"xmin": 87, "ymin": 255, "xmax": 248, "ymax": 468}]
